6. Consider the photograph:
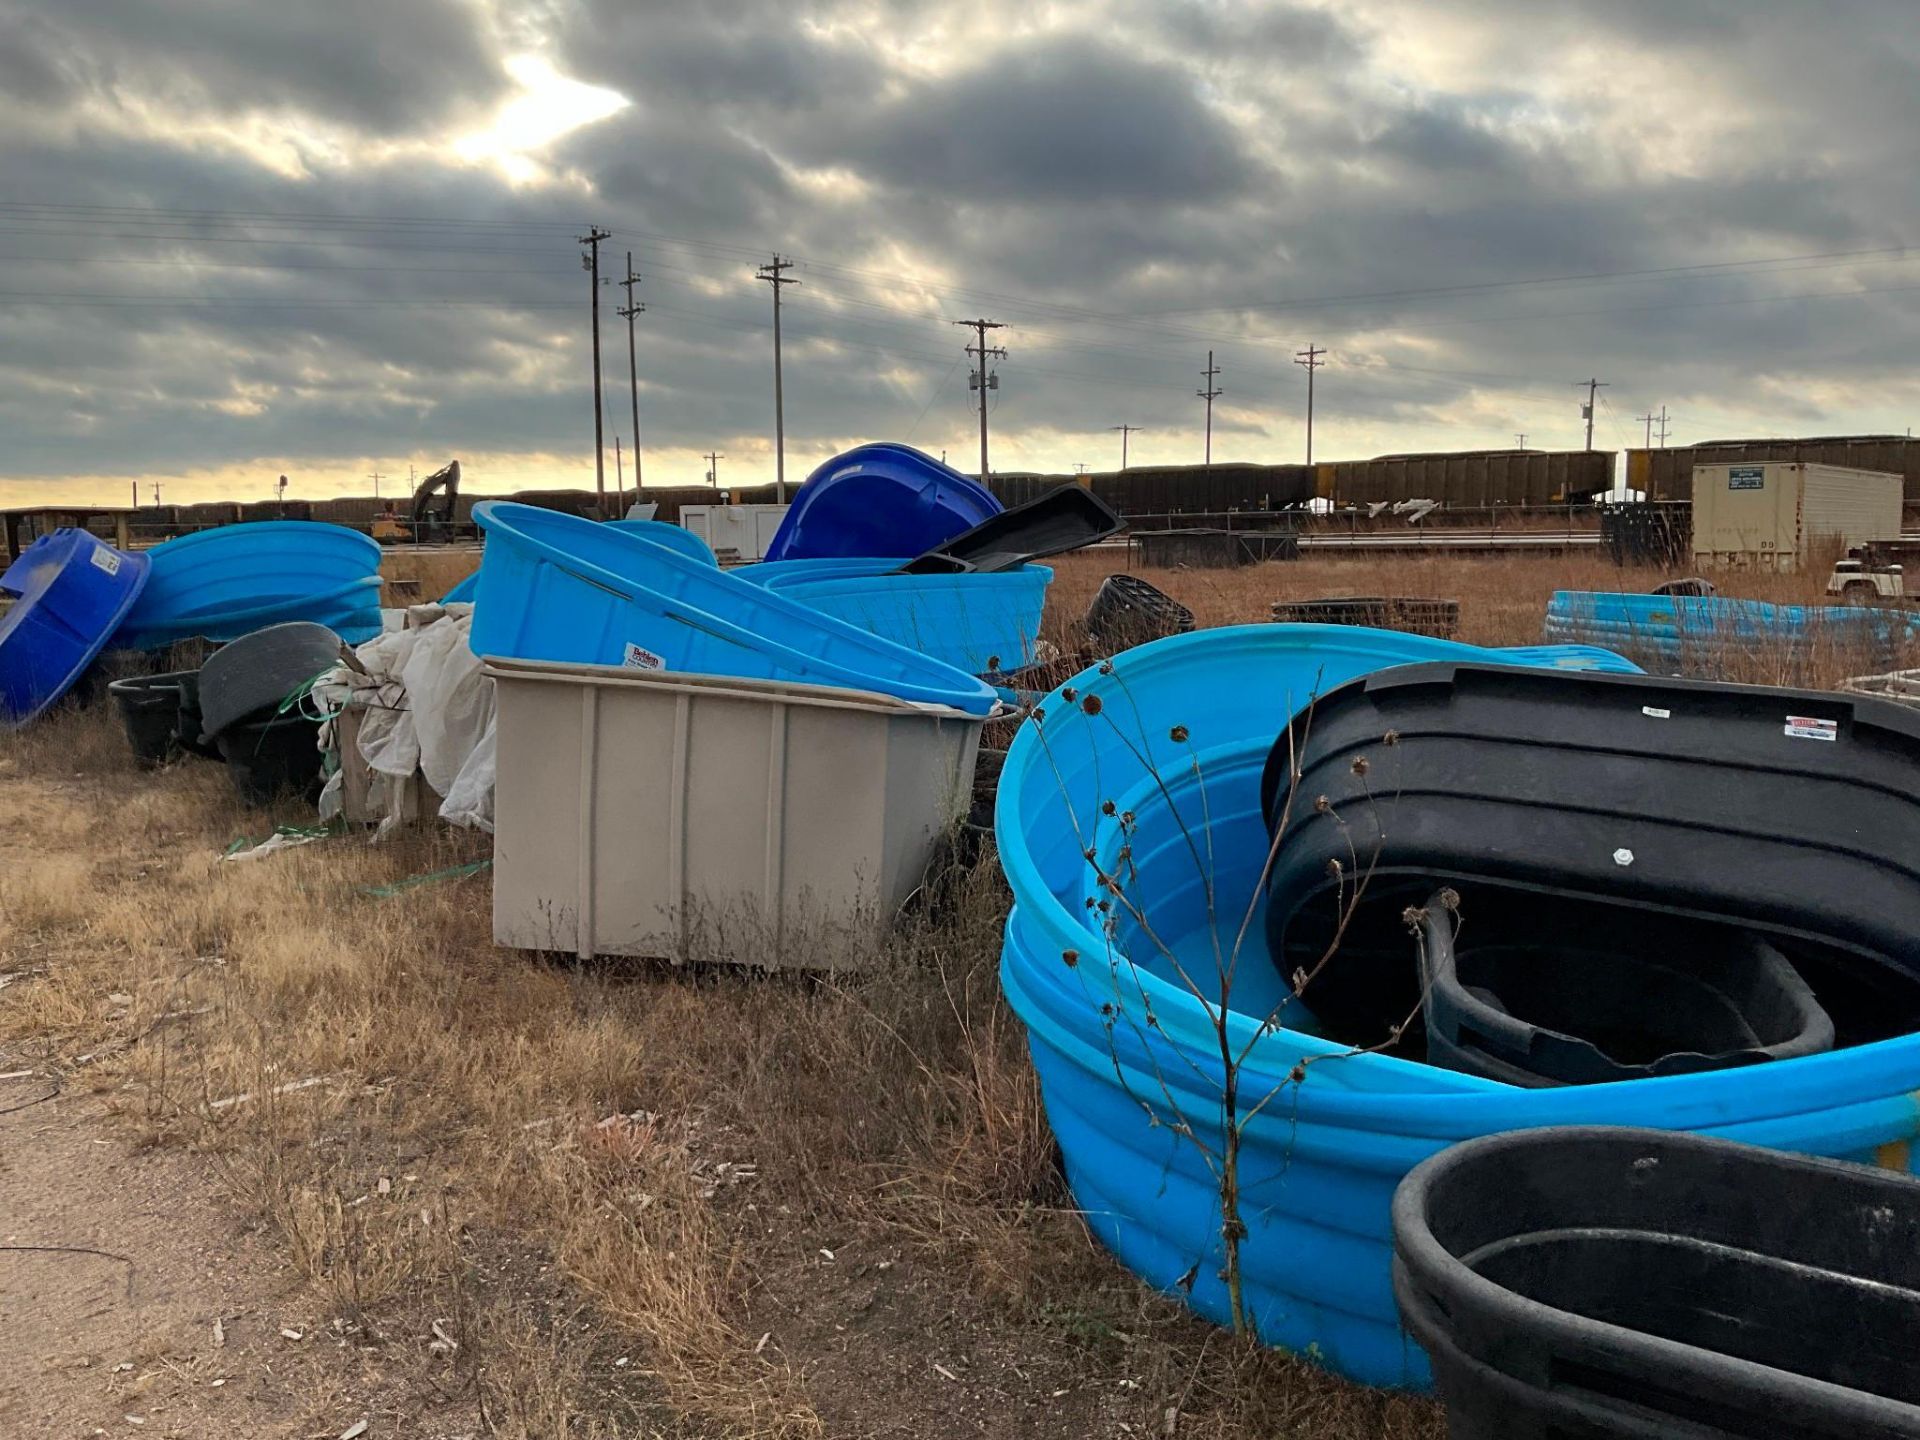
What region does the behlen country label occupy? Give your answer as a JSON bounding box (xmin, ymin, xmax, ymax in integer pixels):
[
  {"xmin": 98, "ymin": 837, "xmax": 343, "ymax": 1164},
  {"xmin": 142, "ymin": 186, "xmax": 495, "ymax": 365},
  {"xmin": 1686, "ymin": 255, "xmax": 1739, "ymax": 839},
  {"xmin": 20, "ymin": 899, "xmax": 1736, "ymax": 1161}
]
[
  {"xmin": 621, "ymin": 641, "xmax": 666, "ymax": 671},
  {"xmin": 1783, "ymin": 715, "xmax": 1838, "ymax": 742},
  {"xmin": 88, "ymin": 546, "xmax": 122, "ymax": 576}
]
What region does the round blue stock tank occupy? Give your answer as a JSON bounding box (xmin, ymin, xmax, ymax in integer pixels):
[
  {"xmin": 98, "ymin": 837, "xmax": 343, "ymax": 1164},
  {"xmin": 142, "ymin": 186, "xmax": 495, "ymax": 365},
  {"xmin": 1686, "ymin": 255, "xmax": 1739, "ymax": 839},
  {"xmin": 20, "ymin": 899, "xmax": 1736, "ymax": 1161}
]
[
  {"xmin": 113, "ymin": 522, "xmax": 383, "ymax": 650},
  {"xmin": 469, "ymin": 502, "xmax": 999, "ymax": 715},
  {"xmin": 994, "ymin": 624, "xmax": 1920, "ymax": 1390},
  {"xmin": 762, "ymin": 443, "xmax": 1001, "ymax": 562},
  {"xmin": 750, "ymin": 559, "xmax": 1051, "ymax": 677},
  {"xmin": 0, "ymin": 530, "xmax": 150, "ymax": 725},
  {"xmin": 114, "ymin": 577, "xmax": 384, "ymax": 650}
]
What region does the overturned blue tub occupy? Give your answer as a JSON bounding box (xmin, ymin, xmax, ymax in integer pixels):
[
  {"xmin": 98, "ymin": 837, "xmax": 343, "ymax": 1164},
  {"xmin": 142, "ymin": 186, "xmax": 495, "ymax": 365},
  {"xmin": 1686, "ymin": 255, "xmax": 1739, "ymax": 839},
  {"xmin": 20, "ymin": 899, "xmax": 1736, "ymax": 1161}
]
[
  {"xmin": 763, "ymin": 443, "xmax": 1000, "ymax": 562},
  {"xmin": 994, "ymin": 624, "xmax": 1920, "ymax": 1390},
  {"xmin": 470, "ymin": 502, "xmax": 999, "ymax": 715},
  {"xmin": 1, "ymin": 529, "xmax": 150, "ymax": 725},
  {"xmin": 112, "ymin": 521, "xmax": 383, "ymax": 649}
]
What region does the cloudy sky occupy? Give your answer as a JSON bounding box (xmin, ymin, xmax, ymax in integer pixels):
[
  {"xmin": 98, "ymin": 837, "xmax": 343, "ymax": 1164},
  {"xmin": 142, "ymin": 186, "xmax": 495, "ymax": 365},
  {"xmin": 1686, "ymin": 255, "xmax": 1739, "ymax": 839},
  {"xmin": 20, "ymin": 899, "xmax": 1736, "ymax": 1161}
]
[{"xmin": 2, "ymin": 0, "xmax": 1916, "ymax": 506}]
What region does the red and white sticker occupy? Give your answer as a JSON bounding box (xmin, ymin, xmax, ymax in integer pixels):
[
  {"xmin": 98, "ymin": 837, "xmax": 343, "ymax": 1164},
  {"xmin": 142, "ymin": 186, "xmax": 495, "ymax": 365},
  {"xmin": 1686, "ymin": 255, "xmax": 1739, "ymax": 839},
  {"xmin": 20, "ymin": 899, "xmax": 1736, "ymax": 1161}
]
[
  {"xmin": 1783, "ymin": 715, "xmax": 1837, "ymax": 742},
  {"xmin": 621, "ymin": 641, "xmax": 665, "ymax": 671}
]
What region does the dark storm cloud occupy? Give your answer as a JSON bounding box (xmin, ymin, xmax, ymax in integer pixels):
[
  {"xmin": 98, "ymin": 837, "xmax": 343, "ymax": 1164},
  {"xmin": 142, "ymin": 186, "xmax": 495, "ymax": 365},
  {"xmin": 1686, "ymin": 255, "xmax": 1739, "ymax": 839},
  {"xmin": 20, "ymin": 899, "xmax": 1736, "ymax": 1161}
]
[
  {"xmin": 1, "ymin": 0, "xmax": 1917, "ymax": 495},
  {"xmin": 807, "ymin": 38, "xmax": 1256, "ymax": 204},
  {"xmin": 550, "ymin": 1, "xmax": 883, "ymax": 113},
  {"xmin": 0, "ymin": 0, "xmax": 510, "ymax": 131}
]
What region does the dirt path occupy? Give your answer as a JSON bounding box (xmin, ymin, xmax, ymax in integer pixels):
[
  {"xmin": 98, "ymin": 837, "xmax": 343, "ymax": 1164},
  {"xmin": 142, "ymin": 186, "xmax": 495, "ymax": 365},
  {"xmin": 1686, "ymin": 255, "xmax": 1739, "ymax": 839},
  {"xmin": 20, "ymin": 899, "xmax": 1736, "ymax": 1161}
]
[{"xmin": 0, "ymin": 1087, "xmax": 375, "ymax": 1438}]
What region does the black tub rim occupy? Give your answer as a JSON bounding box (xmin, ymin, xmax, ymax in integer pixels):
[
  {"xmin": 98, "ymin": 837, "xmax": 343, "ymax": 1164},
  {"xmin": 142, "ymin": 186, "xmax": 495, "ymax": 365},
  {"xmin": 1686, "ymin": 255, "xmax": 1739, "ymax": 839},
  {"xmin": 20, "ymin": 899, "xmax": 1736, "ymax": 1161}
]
[
  {"xmin": 1392, "ymin": 1124, "xmax": 1920, "ymax": 1433},
  {"xmin": 1415, "ymin": 897, "xmax": 1837, "ymax": 1085}
]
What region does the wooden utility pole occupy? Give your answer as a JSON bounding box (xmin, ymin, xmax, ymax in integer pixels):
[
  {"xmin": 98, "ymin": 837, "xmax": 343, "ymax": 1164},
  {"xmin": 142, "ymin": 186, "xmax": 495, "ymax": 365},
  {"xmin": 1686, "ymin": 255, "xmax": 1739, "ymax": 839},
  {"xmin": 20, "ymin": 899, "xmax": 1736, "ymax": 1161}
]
[
  {"xmin": 1294, "ymin": 344, "xmax": 1325, "ymax": 465},
  {"xmin": 1198, "ymin": 351, "xmax": 1223, "ymax": 477},
  {"xmin": 954, "ymin": 319, "xmax": 1007, "ymax": 484},
  {"xmin": 618, "ymin": 250, "xmax": 644, "ymax": 495},
  {"xmin": 757, "ymin": 255, "xmax": 799, "ymax": 501},
  {"xmin": 704, "ymin": 452, "xmax": 724, "ymax": 487},
  {"xmin": 580, "ymin": 227, "xmax": 611, "ymax": 513},
  {"xmin": 1110, "ymin": 423, "xmax": 1143, "ymax": 469},
  {"xmin": 1576, "ymin": 377, "xmax": 1608, "ymax": 451}
]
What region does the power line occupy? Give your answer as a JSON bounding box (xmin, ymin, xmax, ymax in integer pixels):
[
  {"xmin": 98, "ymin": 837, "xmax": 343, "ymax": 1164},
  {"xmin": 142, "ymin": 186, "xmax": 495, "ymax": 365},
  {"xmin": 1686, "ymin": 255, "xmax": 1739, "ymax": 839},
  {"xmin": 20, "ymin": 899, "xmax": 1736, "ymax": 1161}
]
[
  {"xmin": 953, "ymin": 319, "xmax": 1006, "ymax": 483},
  {"xmin": 756, "ymin": 254, "xmax": 799, "ymax": 502}
]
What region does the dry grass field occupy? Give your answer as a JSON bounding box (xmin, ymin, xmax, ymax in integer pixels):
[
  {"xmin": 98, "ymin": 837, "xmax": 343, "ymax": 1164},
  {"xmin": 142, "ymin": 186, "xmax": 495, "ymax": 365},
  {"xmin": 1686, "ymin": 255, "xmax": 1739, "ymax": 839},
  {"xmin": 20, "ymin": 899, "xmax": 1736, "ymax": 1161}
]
[{"xmin": 2, "ymin": 540, "xmax": 1911, "ymax": 1436}]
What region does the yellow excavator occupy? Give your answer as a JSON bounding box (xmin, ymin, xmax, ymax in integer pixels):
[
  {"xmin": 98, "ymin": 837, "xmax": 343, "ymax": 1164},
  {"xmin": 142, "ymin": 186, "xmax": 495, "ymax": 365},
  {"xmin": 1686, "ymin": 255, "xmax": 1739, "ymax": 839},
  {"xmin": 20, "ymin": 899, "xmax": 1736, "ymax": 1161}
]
[{"xmin": 373, "ymin": 460, "xmax": 461, "ymax": 544}]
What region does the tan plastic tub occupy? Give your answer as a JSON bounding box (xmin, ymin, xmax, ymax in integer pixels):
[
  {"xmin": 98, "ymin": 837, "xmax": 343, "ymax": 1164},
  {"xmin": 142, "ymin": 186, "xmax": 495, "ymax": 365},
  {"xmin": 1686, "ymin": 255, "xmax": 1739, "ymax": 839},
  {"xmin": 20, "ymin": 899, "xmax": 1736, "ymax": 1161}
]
[{"xmin": 485, "ymin": 657, "xmax": 984, "ymax": 967}]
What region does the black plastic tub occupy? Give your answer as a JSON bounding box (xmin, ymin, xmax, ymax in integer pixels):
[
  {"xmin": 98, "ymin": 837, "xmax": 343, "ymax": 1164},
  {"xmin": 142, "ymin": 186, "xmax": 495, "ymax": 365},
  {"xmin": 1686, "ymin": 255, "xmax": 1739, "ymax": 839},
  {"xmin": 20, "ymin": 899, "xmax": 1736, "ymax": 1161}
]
[
  {"xmin": 1084, "ymin": 573, "xmax": 1195, "ymax": 652},
  {"xmin": 107, "ymin": 669, "xmax": 200, "ymax": 769},
  {"xmin": 1414, "ymin": 891, "xmax": 1834, "ymax": 1086},
  {"xmin": 196, "ymin": 621, "xmax": 343, "ymax": 743},
  {"xmin": 901, "ymin": 485, "xmax": 1123, "ymax": 574},
  {"xmin": 1393, "ymin": 1126, "xmax": 1920, "ymax": 1438},
  {"xmin": 217, "ymin": 713, "xmax": 325, "ymax": 805},
  {"xmin": 1262, "ymin": 663, "xmax": 1920, "ymax": 1041}
]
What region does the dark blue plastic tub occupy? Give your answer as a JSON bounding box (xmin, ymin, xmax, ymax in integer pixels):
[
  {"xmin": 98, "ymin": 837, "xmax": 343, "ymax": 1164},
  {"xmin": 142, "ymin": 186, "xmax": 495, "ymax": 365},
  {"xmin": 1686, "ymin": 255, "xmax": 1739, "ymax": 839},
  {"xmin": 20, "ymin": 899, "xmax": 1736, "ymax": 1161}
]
[
  {"xmin": 1, "ymin": 529, "xmax": 150, "ymax": 726},
  {"xmin": 470, "ymin": 502, "xmax": 999, "ymax": 715},
  {"xmin": 763, "ymin": 443, "xmax": 1001, "ymax": 562}
]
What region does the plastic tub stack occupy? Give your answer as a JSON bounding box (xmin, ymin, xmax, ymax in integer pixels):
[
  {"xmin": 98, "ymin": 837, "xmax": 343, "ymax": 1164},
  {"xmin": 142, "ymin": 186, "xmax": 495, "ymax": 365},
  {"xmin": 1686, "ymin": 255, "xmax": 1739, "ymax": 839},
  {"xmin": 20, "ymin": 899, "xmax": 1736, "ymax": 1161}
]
[
  {"xmin": 470, "ymin": 441, "xmax": 1123, "ymax": 970},
  {"xmin": 991, "ymin": 620, "xmax": 1920, "ymax": 1397},
  {"xmin": 1545, "ymin": 587, "xmax": 1919, "ymax": 676},
  {"xmin": 112, "ymin": 522, "xmax": 383, "ymax": 651},
  {"xmin": 100, "ymin": 621, "xmax": 342, "ymax": 804}
]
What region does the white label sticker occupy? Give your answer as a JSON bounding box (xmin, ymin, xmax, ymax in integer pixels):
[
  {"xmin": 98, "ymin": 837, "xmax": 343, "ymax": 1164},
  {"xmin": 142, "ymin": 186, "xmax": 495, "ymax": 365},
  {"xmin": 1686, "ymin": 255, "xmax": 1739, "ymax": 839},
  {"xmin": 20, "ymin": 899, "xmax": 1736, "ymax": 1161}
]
[
  {"xmin": 621, "ymin": 642, "xmax": 665, "ymax": 671},
  {"xmin": 1784, "ymin": 715, "xmax": 1837, "ymax": 742},
  {"xmin": 88, "ymin": 546, "xmax": 121, "ymax": 576},
  {"xmin": 1641, "ymin": 706, "xmax": 1670, "ymax": 719}
]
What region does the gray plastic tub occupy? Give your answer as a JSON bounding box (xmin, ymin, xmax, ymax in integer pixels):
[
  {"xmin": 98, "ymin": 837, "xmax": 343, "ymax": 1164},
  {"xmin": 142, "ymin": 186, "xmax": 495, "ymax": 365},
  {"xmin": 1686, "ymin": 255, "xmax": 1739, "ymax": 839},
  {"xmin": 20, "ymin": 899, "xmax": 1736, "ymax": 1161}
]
[{"xmin": 486, "ymin": 658, "xmax": 985, "ymax": 968}]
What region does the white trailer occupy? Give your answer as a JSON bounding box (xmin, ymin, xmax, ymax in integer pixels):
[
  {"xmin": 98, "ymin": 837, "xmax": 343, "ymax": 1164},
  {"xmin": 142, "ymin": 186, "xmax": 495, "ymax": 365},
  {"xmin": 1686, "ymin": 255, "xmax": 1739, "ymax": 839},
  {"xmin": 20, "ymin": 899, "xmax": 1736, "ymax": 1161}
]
[{"xmin": 1690, "ymin": 462, "xmax": 1903, "ymax": 573}]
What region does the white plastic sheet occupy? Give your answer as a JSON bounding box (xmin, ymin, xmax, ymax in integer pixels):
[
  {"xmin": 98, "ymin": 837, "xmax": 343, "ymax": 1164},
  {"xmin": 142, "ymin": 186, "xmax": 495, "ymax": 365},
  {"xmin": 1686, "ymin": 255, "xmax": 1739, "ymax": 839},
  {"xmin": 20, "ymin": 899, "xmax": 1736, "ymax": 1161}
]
[{"xmin": 312, "ymin": 603, "xmax": 495, "ymax": 834}]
